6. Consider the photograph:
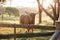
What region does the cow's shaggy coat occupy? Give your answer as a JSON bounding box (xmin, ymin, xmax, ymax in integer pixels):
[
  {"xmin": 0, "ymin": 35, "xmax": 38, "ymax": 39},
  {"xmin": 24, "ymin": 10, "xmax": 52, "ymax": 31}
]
[{"xmin": 20, "ymin": 13, "xmax": 36, "ymax": 32}]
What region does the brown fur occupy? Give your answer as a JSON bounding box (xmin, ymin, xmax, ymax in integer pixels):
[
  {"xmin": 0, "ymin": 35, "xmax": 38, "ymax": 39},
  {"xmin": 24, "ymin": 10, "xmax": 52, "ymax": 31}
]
[{"xmin": 20, "ymin": 13, "xmax": 36, "ymax": 32}]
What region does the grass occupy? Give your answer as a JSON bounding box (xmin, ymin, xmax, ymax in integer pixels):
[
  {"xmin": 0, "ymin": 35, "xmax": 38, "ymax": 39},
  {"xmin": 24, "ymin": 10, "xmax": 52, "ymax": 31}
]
[{"xmin": 16, "ymin": 36, "xmax": 51, "ymax": 40}]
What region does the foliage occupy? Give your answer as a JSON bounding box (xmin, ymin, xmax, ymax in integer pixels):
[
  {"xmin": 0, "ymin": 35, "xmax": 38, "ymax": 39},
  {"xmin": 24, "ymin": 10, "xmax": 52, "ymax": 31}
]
[
  {"xmin": 0, "ymin": 5, "xmax": 5, "ymax": 15},
  {"xmin": 0, "ymin": 0, "xmax": 6, "ymax": 4},
  {"xmin": 5, "ymin": 7, "xmax": 19, "ymax": 17},
  {"xmin": 0, "ymin": 0, "xmax": 6, "ymax": 2}
]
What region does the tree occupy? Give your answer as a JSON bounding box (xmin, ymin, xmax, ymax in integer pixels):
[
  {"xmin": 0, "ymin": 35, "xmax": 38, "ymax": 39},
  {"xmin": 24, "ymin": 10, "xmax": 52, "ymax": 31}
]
[
  {"xmin": 50, "ymin": 0, "xmax": 59, "ymax": 24},
  {"xmin": 0, "ymin": 0, "xmax": 6, "ymax": 20},
  {"xmin": 37, "ymin": 0, "xmax": 59, "ymax": 25},
  {"xmin": 0, "ymin": 0, "xmax": 6, "ymax": 4},
  {"xmin": 0, "ymin": 0, "xmax": 6, "ymax": 2},
  {"xmin": 5, "ymin": 7, "xmax": 19, "ymax": 17},
  {"xmin": 0, "ymin": 5, "xmax": 5, "ymax": 20}
]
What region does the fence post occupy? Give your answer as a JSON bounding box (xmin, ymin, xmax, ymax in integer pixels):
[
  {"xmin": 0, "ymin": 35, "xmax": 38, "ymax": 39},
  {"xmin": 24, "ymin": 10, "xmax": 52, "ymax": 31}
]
[
  {"xmin": 14, "ymin": 24, "xmax": 16, "ymax": 40},
  {"xmin": 50, "ymin": 21, "xmax": 60, "ymax": 40}
]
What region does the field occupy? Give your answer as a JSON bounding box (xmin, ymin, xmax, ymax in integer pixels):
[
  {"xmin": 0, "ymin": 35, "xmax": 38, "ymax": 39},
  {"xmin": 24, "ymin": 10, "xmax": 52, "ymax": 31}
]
[{"xmin": 0, "ymin": 14, "xmax": 53, "ymax": 40}]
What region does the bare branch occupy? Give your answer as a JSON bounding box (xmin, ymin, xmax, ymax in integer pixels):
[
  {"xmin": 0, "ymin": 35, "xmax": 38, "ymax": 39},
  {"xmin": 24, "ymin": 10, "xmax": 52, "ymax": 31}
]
[{"xmin": 40, "ymin": 4, "xmax": 54, "ymax": 20}]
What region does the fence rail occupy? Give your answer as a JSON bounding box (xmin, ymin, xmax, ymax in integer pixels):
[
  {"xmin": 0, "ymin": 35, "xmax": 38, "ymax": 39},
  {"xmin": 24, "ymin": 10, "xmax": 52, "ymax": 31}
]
[
  {"xmin": 0, "ymin": 24, "xmax": 56, "ymax": 40},
  {"xmin": 0, "ymin": 24, "xmax": 56, "ymax": 30},
  {"xmin": 0, "ymin": 32, "xmax": 55, "ymax": 39}
]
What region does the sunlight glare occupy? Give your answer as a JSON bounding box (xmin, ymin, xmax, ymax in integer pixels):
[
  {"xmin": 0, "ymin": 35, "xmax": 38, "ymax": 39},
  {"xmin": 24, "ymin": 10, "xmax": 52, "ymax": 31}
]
[
  {"xmin": 4, "ymin": 0, "xmax": 38, "ymax": 8},
  {"xmin": 43, "ymin": 0, "xmax": 51, "ymax": 9},
  {"xmin": 4, "ymin": 0, "xmax": 53, "ymax": 8}
]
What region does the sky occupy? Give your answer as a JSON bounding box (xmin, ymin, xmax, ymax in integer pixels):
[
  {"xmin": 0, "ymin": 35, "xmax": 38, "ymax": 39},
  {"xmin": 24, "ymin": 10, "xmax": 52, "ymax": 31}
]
[
  {"xmin": 3, "ymin": 0, "xmax": 53, "ymax": 8},
  {"xmin": 4, "ymin": 0, "xmax": 38, "ymax": 7}
]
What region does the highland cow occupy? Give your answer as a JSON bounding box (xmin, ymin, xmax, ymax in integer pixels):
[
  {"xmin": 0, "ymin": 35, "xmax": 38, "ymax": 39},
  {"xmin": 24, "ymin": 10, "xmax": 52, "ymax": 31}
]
[{"xmin": 20, "ymin": 13, "xmax": 36, "ymax": 32}]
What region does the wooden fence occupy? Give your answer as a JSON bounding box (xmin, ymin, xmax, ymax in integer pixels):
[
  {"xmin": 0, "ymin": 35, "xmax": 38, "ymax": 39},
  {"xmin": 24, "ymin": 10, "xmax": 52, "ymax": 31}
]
[{"xmin": 0, "ymin": 24, "xmax": 56, "ymax": 40}]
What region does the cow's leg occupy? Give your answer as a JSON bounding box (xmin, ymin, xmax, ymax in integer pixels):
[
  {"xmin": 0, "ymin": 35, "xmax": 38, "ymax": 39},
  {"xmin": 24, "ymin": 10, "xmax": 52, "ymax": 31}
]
[
  {"xmin": 29, "ymin": 28, "xmax": 33, "ymax": 32},
  {"xmin": 25, "ymin": 28, "xmax": 29, "ymax": 33},
  {"xmin": 25, "ymin": 28, "xmax": 33, "ymax": 33},
  {"xmin": 26, "ymin": 27, "xmax": 33, "ymax": 33}
]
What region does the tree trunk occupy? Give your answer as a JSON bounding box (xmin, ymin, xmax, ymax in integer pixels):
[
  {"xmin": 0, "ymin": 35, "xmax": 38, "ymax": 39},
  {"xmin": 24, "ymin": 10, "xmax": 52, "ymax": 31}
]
[
  {"xmin": 56, "ymin": 0, "xmax": 59, "ymax": 20},
  {"xmin": 50, "ymin": 0, "xmax": 59, "ymax": 25},
  {"xmin": 53, "ymin": 0, "xmax": 59, "ymax": 25},
  {"xmin": 53, "ymin": 0, "xmax": 57, "ymax": 25},
  {"xmin": 37, "ymin": 0, "xmax": 42, "ymax": 23},
  {"xmin": 2, "ymin": 13, "xmax": 3, "ymax": 21}
]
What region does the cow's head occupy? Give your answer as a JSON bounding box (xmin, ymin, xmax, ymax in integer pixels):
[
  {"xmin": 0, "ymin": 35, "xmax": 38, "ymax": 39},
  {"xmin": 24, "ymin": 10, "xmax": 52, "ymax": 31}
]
[{"xmin": 29, "ymin": 13, "xmax": 38, "ymax": 19}]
